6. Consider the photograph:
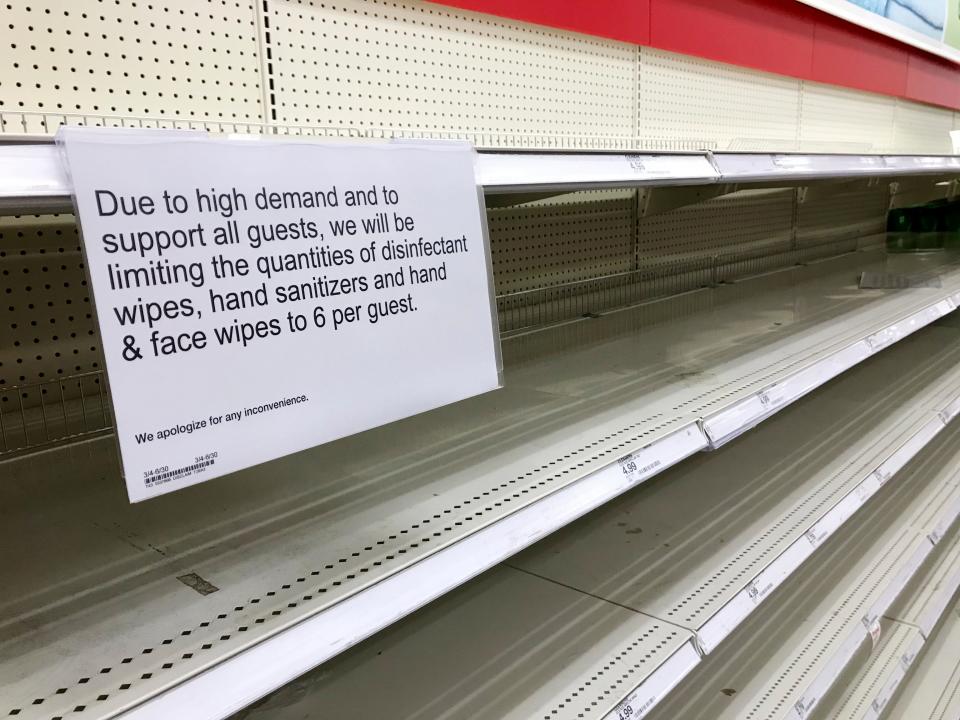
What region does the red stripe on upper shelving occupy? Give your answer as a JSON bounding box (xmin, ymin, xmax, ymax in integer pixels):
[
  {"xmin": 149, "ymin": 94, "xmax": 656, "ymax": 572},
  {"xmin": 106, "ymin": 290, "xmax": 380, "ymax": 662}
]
[
  {"xmin": 810, "ymin": 10, "xmax": 909, "ymax": 97},
  {"xmin": 906, "ymin": 52, "xmax": 960, "ymax": 108},
  {"xmin": 650, "ymin": 0, "xmax": 815, "ymax": 80},
  {"xmin": 426, "ymin": 0, "xmax": 960, "ymax": 110}
]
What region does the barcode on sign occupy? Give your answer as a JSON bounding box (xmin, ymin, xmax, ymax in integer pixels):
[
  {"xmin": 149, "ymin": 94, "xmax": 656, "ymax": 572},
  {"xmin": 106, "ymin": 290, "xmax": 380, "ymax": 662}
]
[{"xmin": 147, "ymin": 459, "xmax": 215, "ymax": 486}]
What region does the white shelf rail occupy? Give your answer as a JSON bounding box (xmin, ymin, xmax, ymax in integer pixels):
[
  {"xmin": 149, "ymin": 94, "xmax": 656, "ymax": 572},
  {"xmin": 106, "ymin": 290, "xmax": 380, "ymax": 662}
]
[
  {"xmin": 2, "ymin": 141, "xmax": 960, "ymax": 213},
  {"xmin": 820, "ymin": 528, "xmax": 960, "ymax": 720},
  {"xmin": 643, "ymin": 419, "xmax": 960, "ymax": 720},
  {"xmin": 884, "ymin": 598, "xmax": 960, "ymax": 718}
]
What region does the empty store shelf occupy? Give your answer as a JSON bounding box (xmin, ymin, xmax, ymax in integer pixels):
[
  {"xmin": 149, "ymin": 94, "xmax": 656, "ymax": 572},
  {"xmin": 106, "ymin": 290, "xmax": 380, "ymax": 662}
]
[
  {"xmin": 225, "ymin": 319, "xmax": 960, "ymax": 720},
  {"xmin": 649, "ymin": 417, "xmax": 960, "ymax": 720},
  {"xmin": 4, "ymin": 251, "xmax": 960, "ymax": 720},
  {"xmin": 816, "ymin": 523, "xmax": 960, "ymax": 719}
]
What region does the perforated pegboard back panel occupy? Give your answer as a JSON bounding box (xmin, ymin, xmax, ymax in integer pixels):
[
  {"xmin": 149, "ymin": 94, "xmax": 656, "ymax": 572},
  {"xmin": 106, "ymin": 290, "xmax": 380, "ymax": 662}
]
[
  {"xmin": 636, "ymin": 189, "xmax": 795, "ymax": 265},
  {"xmin": 0, "ymin": 0, "xmax": 957, "ymax": 153},
  {"xmin": 0, "ymin": 214, "xmax": 100, "ymax": 388},
  {"xmin": 636, "ymin": 48, "xmax": 801, "ymax": 152},
  {"xmin": 0, "ymin": 0, "xmax": 266, "ymax": 135},
  {"xmin": 265, "ymin": 0, "xmax": 637, "ymax": 146},
  {"xmin": 797, "ymin": 184, "xmax": 889, "ymax": 251},
  {"xmin": 488, "ymin": 191, "xmax": 635, "ymax": 295},
  {"xmin": 798, "ymin": 82, "xmax": 896, "ymax": 153},
  {"xmin": 893, "ymin": 99, "xmax": 955, "ymax": 154},
  {"xmin": 0, "ymin": 213, "xmax": 109, "ymax": 453}
]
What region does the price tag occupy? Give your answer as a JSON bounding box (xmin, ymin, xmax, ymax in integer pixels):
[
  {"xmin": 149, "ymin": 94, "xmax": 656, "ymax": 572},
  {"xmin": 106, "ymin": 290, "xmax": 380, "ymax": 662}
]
[
  {"xmin": 794, "ymin": 695, "xmax": 816, "ymax": 720},
  {"xmin": 873, "ymin": 467, "xmax": 893, "ymax": 486},
  {"xmin": 618, "ymin": 452, "xmax": 662, "ymax": 485},
  {"xmin": 745, "ymin": 577, "xmax": 774, "ymax": 605},
  {"xmin": 901, "ymin": 650, "xmax": 916, "ymax": 670},
  {"xmin": 624, "ymin": 155, "xmax": 647, "ymax": 174},
  {"xmin": 614, "ymin": 693, "xmax": 657, "ymax": 720},
  {"xmin": 805, "ymin": 526, "xmax": 827, "ymax": 548},
  {"xmin": 864, "ymin": 616, "xmax": 882, "ymax": 648}
]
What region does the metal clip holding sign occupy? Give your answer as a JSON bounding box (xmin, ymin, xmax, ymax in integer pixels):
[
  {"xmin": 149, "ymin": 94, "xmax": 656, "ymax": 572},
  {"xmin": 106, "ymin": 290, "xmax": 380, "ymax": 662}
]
[{"xmin": 55, "ymin": 127, "xmax": 503, "ymax": 501}]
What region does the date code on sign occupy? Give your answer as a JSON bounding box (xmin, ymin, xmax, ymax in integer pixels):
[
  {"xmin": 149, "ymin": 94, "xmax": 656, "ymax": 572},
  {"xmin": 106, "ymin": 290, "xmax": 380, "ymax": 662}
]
[{"xmin": 144, "ymin": 452, "xmax": 218, "ymax": 487}]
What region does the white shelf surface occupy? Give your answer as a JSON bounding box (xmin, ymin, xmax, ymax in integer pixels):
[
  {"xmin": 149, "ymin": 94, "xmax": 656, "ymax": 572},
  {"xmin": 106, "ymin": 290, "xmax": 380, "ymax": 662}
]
[
  {"xmin": 817, "ymin": 623, "xmax": 925, "ymax": 720},
  {"xmin": 508, "ymin": 330, "xmax": 960, "ymax": 656},
  {"xmin": 226, "ymin": 319, "xmax": 960, "ymax": 720},
  {"xmin": 884, "ymin": 598, "xmax": 960, "ymax": 719},
  {"xmin": 888, "ymin": 507, "xmax": 960, "ymax": 640},
  {"xmin": 818, "ymin": 521, "xmax": 960, "ymax": 720},
  {"xmin": 710, "ymin": 153, "xmax": 960, "ymax": 184},
  {"xmin": 647, "ymin": 418, "xmax": 960, "ymax": 720},
  {"xmin": 2, "ymin": 142, "xmax": 960, "ymax": 212},
  {"xmin": 3, "ymin": 253, "xmax": 960, "ymax": 720}
]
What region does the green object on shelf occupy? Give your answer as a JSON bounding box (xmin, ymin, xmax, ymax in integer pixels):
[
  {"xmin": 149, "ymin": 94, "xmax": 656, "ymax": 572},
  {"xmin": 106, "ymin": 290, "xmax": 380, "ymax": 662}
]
[{"xmin": 888, "ymin": 199, "xmax": 960, "ymax": 252}]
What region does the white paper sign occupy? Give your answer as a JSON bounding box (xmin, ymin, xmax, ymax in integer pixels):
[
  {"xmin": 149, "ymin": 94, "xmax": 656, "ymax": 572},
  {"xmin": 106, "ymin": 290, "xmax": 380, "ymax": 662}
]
[{"xmin": 57, "ymin": 128, "xmax": 501, "ymax": 501}]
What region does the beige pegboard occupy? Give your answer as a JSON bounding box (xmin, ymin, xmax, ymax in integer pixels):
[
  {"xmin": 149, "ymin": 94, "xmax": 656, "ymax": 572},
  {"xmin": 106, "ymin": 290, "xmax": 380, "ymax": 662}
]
[
  {"xmin": 892, "ymin": 98, "xmax": 955, "ymax": 154},
  {"xmin": 0, "ymin": 0, "xmax": 957, "ymax": 154},
  {"xmin": 798, "ymin": 82, "xmax": 896, "ymax": 153},
  {"xmin": 0, "ymin": 215, "xmax": 101, "ymax": 388},
  {"xmin": 265, "ymin": 0, "xmax": 637, "ymax": 146},
  {"xmin": 488, "ymin": 191, "xmax": 635, "ymax": 294},
  {"xmin": 797, "ymin": 184, "xmax": 889, "ymax": 249},
  {"xmin": 636, "ymin": 189, "xmax": 795, "ymax": 265},
  {"xmin": 637, "ymin": 48, "xmax": 801, "ymax": 152},
  {"xmin": 0, "ymin": 0, "xmax": 266, "ymax": 135}
]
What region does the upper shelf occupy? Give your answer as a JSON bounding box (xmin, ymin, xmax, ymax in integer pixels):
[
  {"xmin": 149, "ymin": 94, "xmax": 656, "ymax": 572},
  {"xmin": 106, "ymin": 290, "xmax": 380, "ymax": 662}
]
[
  {"xmin": 2, "ymin": 141, "xmax": 960, "ymax": 214},
  {"xmin": 479, "ymin": 151, "xmax": 960, "ymax": 193},
  {"xmin": 0, "ymin": 143, "xmax": 71, "ymax": 214}
]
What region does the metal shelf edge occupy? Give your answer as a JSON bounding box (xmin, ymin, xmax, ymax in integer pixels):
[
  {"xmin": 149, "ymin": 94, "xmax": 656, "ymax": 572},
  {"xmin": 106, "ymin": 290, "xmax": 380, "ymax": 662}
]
[
  {"xmin": 3, "ymin": 143, "xmax": 960, "ymax": 211},
  {"xmin": 697, "ymin": 413, "xmax": 947, "ymax": 654},
  {"xmin": 600, "ymin": 641, "xmax": 702, "ymax": 720},
  {"xmin": 786, "ymin": 494, "xmax": 960, "ymax": 720},
  {"xmin": 702, "ymin": 295, "xmax": 959, "ymax": 448}
]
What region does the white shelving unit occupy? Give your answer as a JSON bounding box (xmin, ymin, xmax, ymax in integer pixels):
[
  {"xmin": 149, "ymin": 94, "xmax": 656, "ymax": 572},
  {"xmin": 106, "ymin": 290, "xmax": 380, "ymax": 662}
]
[
  {"xmin": 4, "ymin": 253, "xmax": 960, "ymax": 720},
  {"xmin": 2, "ymin": 3, "xmax": 960, "ymax": 718},
  {"xmin": 225, "ymin": 319, "xmax": 960, "ymax": 720}
]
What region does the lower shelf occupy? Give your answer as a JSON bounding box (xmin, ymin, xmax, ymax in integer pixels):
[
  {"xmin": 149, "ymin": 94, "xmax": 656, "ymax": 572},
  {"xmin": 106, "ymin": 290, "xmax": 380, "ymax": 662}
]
[
  {"xmin": 7, "ymin": 251, "xmax": 960, "ymax": 720},
  {"xmin": 815, "ymin": 518, "xmax": 960, "ymax": 720},
  {"xmin": 820, "ymin": 623, "xmax": 925, "ymax": 720},
  {"xmin": 647, "ymin": 416, "xmax": 960, "ymax": 720},
  {"xmin": 884, "ymin": 597, "xmax": 960, "ymax": 719},
  {"xmin": 227, "ymin": 318, "xmax": 960, "ymax": 720}
]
